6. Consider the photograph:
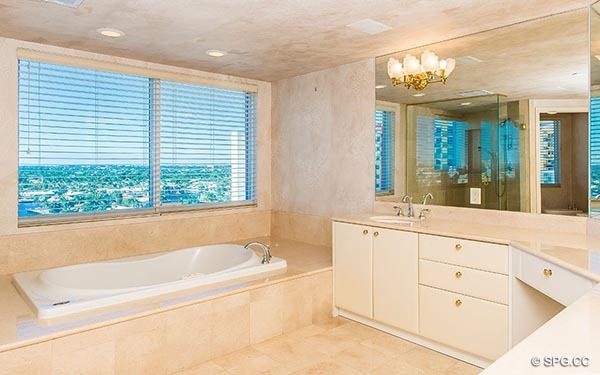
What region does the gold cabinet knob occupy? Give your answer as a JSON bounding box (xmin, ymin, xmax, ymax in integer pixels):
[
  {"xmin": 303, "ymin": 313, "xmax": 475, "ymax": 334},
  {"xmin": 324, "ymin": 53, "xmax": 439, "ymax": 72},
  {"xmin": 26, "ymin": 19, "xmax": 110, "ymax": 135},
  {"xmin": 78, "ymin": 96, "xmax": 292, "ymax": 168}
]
[
  {"xmin": 455, "ymin": 244, "xmax": 462, "ymax": 251},
  {"xmin": 373, "ymin": 231, "xmax": 379, "ymax": 237},
  {"xmin": 543, "ymin": 268, "xmax": 553, "ymax": 277},
  {"xmin": 363, "ymin": 229, "xmax": 369, "ymax": 235},
  {"xmin": 455, "ymin": 271, "xmax": 462, "ymax": 279},
  {"xmin": 455, "ymin": 299, "xmax": 462, "ymax": 307}
]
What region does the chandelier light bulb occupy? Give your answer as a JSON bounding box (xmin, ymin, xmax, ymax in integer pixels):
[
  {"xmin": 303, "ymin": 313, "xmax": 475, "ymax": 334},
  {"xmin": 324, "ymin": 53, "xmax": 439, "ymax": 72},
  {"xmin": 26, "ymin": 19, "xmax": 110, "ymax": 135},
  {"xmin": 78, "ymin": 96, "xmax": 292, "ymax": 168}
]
[{"xmin": 420, "ymin": 51, "xmax": 439, "ymax": 72}]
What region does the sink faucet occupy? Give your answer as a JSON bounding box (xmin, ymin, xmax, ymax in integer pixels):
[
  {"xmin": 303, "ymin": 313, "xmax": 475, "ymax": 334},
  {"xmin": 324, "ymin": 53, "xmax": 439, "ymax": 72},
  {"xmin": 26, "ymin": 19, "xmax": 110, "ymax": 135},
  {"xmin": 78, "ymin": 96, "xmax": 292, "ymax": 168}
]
[
  {"xmin": 419, "ymin": 193, "xmax": 434, "ymax": 220},
  {"xmin": 244, "ymin": 241, "xmax": 272, "ymax": 264},
  {"xmin": 422, "ymin": 192, "xmax": 434, "ymax": 205},
  {"xmin": 402, "ymin": 195, "xmax": 414, "ymax": 217}
]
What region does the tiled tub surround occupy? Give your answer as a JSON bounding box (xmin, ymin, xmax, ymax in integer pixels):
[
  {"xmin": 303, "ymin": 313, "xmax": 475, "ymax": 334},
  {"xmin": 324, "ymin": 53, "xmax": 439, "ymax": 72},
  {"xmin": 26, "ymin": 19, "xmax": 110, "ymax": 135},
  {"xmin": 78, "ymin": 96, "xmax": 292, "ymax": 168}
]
[{"xmin": 0, "ymin": 237, "xmax": 332, "ymax": 374}]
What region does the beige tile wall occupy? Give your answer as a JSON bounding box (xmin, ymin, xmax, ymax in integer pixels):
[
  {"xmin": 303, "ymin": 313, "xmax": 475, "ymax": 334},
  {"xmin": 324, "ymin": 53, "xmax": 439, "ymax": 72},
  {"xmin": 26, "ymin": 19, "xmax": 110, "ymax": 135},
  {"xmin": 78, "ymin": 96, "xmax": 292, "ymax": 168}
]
[
  {"xmin": 0, "ymin": 37, "xmax": 272, "ymax": 274},
  {"xmin": 0, "ymin": 270, "xmax": 333, "ymax": 375},
  {"xmin": 270, "ymin": 59, "xmax": 376, "ymax": 244}
]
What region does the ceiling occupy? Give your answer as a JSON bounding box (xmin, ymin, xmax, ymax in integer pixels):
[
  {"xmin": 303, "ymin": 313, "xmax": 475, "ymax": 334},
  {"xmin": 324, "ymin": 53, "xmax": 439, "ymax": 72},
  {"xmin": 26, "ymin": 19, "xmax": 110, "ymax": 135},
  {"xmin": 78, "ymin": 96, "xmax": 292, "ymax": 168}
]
[
  {"xmin": 376, "ymin": 9, "xmax": 589, "ymax": 109},
  {"xmin": 0, "ymin": 0, "xmax": 592, "ymax": 82}
]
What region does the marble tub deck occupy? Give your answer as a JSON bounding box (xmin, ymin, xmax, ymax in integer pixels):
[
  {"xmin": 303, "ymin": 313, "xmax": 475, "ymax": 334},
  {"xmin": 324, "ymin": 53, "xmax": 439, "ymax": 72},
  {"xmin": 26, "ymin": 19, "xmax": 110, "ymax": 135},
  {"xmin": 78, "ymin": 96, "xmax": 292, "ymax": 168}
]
[{"xmin": 0, "ymin": 236, "xmax": 332, "ymax": 353}]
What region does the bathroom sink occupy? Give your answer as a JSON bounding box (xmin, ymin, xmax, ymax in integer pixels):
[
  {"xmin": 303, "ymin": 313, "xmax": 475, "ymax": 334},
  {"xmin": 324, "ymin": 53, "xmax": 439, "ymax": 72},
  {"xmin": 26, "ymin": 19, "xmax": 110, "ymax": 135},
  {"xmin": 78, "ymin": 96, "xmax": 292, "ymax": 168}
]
[{"xmin": 369, "ymin": 215, "xmax": 421, "ymax": 224}]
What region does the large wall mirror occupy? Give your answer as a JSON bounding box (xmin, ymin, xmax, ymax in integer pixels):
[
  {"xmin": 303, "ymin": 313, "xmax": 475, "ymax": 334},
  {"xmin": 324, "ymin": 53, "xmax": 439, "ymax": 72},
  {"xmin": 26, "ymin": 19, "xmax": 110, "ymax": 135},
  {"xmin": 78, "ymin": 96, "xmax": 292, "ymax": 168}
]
[{"xmin": 375, "ymin": 8, "xmax": 590, "ymax": 216}]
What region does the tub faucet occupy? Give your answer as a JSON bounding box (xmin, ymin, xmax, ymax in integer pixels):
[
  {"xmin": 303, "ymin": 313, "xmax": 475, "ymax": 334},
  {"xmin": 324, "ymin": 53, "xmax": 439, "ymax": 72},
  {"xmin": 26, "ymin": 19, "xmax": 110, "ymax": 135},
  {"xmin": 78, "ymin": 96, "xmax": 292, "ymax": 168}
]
[
  {"xmin": 402, "ymin": 195, "xmax": 414, "ymax": 217},
  {"xmin": 245, "ymin": 241, "xmax": 272, "ymax": 264}
]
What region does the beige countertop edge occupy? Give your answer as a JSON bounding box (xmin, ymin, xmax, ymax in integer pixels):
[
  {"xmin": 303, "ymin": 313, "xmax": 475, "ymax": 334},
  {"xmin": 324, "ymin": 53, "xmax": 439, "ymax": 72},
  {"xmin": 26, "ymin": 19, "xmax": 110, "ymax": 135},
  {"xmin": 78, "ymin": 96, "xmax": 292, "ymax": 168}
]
[
  {"xmin": 0, "ymin": 266, "xmax": 333, "ymax": 354},
  {"xmin": 332, "ymin": 216, "xmax": 600, "ymax": 283}
]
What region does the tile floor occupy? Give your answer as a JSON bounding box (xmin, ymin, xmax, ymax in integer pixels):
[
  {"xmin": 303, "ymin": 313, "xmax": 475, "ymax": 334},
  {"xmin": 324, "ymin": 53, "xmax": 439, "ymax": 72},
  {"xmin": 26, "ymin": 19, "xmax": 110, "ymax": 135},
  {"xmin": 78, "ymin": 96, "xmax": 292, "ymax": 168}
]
[{"xmin": 173, "ymin": 317, "xmax": 482, "ymax": 375}]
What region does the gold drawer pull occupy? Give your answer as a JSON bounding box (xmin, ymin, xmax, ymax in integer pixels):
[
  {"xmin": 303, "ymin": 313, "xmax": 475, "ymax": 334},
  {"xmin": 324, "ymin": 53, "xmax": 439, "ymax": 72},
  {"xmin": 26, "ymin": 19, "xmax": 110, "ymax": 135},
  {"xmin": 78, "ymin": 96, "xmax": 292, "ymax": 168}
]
[
  {"xmin": 373, "ymin": 231, "xmax": 379, "ymax": 237},
  {"xmin": 363, "ymin": 229, "xmax": 369, "ymax": 235},
  {"xmin": 455, "ymin": 244, "xmax": 462, "ymax": 251},
  {"xmin": 455, "ymin": 271, "xmax": 462, "ymax": 278},
  {"xmin": 543, "ymin": 268, "xmax": 553, "ymax": 277},
  {"xmin": 455, "ymin": 299, "xmax": 462, "ymax": 307}
]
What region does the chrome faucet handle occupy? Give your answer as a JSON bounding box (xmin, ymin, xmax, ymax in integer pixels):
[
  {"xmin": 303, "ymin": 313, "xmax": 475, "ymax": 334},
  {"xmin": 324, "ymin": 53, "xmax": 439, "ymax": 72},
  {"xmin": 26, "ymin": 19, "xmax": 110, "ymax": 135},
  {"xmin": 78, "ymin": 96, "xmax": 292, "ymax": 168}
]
[
  {"xmin": 422, "ymin": 193, "xmax": 434, "ymax": 205},
  {"xmin": 393, "ymin": 205, "xmax": 403, "ymax": 216},
  {"xmin": 419, "ymin": 208, "xmax": 431, "ymax": 220}
]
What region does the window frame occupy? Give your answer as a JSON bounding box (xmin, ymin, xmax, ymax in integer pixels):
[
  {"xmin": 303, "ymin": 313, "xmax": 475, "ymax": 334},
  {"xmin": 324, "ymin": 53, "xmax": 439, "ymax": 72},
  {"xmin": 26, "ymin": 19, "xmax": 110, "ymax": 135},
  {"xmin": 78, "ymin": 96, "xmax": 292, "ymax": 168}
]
[{"xmin": 17, "ymin": 54, "xmax": 258, "ymax": 227}]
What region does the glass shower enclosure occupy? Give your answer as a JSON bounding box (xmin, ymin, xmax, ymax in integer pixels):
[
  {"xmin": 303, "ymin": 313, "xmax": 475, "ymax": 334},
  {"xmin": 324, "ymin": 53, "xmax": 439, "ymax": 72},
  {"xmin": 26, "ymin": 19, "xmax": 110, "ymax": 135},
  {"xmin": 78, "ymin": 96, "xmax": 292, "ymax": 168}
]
[{"xmin": 406, "ymin": 94, "xmax": 526, "ymax": 211}]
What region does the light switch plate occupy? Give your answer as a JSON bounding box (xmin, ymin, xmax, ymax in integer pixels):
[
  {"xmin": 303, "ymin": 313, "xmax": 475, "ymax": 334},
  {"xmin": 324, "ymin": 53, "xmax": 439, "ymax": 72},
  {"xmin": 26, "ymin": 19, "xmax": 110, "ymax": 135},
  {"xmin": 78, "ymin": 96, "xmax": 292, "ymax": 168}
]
[{"xmin": 470, "ymin": 188, "xmax": 482, "ymax": 205}]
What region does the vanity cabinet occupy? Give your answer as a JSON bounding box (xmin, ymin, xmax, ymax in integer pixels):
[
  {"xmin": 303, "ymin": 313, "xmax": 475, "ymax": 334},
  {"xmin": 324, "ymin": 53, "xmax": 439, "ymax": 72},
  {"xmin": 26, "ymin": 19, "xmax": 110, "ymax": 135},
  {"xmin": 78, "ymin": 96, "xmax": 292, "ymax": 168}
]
[
  {"xmin": 333, "ymin": 222, "xmax": 418, "ymax": 333},
  {"xmin": 333, "ymin": 222, "xmax": 374, "ymax": 318},
  {"xmin": 418, "ymin": 234, "xmax": 509, "ymax": 360}
]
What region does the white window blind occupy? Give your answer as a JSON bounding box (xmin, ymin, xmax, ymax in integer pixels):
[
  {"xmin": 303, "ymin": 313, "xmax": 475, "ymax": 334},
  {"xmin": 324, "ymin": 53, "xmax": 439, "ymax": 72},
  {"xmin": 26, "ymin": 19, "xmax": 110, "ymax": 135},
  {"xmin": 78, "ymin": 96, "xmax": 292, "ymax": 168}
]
[
  {"xmin": 18, "ymin": 60, "xmax": 152, "ymax": 218},
  {"xmin": 591, "ymin": 97, "xmax": 600, "ymax": 198},
  {"xmin": 18, "ymin": 59, "xmax": 256, "ymax": 223},
  {"xmin": 159, "ymin": 81, "xmax": 256, "ymax": 207},
  {"xmin": 375, "ymin": 109, "xmax": 394, "ymax": 194},
  {"xmin": 539, "ymin": 119, "xmax": 560, "ymax": 185}
]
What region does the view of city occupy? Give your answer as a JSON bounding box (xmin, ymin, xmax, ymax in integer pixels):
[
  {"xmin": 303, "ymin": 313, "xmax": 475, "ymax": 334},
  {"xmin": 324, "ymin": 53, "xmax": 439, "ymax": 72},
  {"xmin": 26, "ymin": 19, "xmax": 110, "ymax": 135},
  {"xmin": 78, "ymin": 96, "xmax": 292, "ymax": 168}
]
[{"xmin": 18, "ymin": 164, "xmax": 234, "ymax": 216}]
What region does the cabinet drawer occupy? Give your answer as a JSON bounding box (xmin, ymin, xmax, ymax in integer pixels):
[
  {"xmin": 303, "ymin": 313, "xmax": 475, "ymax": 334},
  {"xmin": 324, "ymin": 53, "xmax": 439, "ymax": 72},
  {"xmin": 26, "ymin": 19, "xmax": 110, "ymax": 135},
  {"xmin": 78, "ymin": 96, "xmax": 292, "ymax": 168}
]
[
  {"xmin": 419, "ymin": 285, "xmax": 508, "ymax": 360},
  {"xmin": 514, "ymin": 249, "xmax": 594, "ymax": 306},
  {"xmin": 419, "ymin": 234, "xmax": 508, "ymax": 274},
  {"xmin": 419, "ymin": 259, "xmax": 508, "ymax": 304}
]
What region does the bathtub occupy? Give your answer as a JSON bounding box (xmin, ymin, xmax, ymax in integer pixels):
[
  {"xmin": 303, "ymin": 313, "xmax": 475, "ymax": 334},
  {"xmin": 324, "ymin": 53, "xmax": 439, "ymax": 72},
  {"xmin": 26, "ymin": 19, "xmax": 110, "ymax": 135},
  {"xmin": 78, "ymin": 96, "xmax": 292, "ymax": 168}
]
[{"xmin": 12, "ymin": 243, "xmax": 287, "ymax": 319}]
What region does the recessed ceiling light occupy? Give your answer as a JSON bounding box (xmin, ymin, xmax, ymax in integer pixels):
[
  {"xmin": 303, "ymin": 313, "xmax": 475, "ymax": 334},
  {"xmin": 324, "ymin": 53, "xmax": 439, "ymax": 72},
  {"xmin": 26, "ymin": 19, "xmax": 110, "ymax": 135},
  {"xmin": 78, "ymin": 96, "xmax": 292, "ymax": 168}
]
[
  {"xmin": 460, "ymin": 102, "xmax": 471, "ymax": 106},
  {"xmin": 412, "ymin": 93, "xmax": 426, "ymax": 97},
  {"xmin": 346, "ymin": 19, "xmax": 392, "ymax": 35},
  {"xmin": 206, "ymin": 49, "xmax": 227, "ymax": 57},
  {"xmin": 596, "ymin": 55, "xmax": 600, "ymax": 61},
  {"xmin": 546, "ymin": 111, "xmax": 558, "ymax": 115},
  {"xmin": 375, "ymin": 84, "xmax": 387, "ymax": 89},
  {"xmin": 96, "ymin": 28, "xmax": 124, "ymax": 38}
]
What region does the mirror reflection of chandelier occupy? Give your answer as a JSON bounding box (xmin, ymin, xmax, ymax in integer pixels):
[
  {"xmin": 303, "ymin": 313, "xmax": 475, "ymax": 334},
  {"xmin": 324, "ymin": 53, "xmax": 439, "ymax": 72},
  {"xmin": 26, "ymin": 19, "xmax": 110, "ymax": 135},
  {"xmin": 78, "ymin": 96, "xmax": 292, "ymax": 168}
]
[{"xmin": 387, "ymin": 51, "xmax": 456, "ymax": 91}]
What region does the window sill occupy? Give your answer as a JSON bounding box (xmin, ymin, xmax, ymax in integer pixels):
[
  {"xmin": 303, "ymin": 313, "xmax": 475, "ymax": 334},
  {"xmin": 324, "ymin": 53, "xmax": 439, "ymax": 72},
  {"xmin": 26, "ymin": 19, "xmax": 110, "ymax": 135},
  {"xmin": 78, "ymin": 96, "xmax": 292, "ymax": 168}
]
[{"xmin": 17, "ymin": 201, "xmax": 258, "ymax": 228}]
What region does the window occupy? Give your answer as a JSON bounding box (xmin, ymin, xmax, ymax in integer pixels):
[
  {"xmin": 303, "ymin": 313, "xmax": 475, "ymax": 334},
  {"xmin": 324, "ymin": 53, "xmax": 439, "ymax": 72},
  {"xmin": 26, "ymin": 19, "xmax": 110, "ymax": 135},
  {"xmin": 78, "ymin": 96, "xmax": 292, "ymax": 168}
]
[
  {"xmin": 18, "ymin": 59, "xmax": 256, "ymax": 222},
  {"xmin": 375, "ymin": 109, "xmax": 395, "ymax": 194},
  {"xmin": 415, "ymin": 115, "xmax": 468, "ymax": 185},
  {"xmin": 591, "ymin": 97, "xmax": 600, "ymax": 198},
  {"xmin": 539, "ymin": 119, "xmax": 560, "ymax": 185}
]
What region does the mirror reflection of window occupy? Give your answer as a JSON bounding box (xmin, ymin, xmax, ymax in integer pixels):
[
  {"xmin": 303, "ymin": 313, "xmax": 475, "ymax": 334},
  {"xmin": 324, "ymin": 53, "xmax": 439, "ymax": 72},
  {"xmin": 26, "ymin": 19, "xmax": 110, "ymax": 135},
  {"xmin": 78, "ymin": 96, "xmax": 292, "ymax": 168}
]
[
  {"xmin": 375, "ymin": 108, "xmax": 395, "ymax": 195},
  {"xmin": 539, "ymin": 120, "xmax": 561, "ymax": 186}
]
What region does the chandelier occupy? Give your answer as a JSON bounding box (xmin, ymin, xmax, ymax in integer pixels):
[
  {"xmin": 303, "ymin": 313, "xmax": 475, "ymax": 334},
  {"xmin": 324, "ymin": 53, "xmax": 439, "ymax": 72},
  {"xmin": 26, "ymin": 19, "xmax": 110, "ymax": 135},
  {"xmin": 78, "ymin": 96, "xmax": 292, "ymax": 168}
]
[{"xmin": 387, "ymin": 51, "xmax": 456, "ymax": 91}]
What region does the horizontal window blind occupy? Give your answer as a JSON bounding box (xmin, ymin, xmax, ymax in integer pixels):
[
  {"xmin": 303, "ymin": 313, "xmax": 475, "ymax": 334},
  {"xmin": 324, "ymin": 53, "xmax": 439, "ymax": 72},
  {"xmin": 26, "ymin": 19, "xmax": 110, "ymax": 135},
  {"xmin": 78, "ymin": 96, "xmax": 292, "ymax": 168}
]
[
  {"xmin": 539, "ymin": 119, "xmax": 560, "ymax": 185},
  {"xmin": 18, "ymin": 60, "xmax": 152, "ymax": 218},
  {"xmin": 591, "ymin": 97, "xmax": 600, "ymax": 198},
  {"xmin": 18, "ymin": 59, "xmax": 257, "ymax": 223},
  {"xmin": 159, "ymin": 81, "xmax": 256, "ymax": 206},
  {"xmin": 375, "ymin": 109, "xmax": 394, "ymax": 194}
]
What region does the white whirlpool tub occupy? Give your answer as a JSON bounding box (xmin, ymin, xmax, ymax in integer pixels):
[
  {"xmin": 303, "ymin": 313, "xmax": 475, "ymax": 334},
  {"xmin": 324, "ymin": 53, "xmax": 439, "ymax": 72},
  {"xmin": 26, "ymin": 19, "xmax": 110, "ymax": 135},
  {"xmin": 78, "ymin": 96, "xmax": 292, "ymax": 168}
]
[{"xmin": 12, "ymin": 243, "xmax": 287, "ymax": 319}]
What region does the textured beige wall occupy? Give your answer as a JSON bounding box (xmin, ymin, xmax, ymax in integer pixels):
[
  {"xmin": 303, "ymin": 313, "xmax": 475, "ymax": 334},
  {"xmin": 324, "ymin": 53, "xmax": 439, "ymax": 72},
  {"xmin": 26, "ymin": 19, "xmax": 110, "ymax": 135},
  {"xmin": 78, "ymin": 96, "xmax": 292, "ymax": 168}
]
[
  {"xmin": 0, "ymin": 37, "xmax": 272, "ymax": 274},
  {"xmin": 271, "ymin": 59, "xmax": 375, "ymax": 245}
]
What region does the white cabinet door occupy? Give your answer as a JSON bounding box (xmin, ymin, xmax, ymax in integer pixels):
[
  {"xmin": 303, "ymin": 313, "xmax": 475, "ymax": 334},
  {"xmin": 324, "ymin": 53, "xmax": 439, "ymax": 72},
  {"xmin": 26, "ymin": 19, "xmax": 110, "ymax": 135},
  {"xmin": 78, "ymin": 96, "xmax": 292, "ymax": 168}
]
[
  {"xmin": 333, "ymin": 222, "xmax": 373, "ymax": 318},
  {"xmin": 373, "ymin": 228, "xmax": 419, "ymax": 333}
]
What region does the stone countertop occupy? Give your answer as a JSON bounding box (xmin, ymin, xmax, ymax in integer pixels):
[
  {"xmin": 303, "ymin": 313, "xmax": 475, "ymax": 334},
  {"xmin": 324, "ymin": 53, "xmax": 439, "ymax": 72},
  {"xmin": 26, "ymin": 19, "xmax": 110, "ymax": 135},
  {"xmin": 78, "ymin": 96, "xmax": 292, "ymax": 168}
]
[
  {"xmin": 0, "ymin": 236, "xmax": 332, "ymax": 353},
  {"xmin": 482, "ymin": 284, "xmax": 600, "ymax": 374},
  {"xmin": 332, "ymin": 214, "xmax": 600, "ymax": 282}
]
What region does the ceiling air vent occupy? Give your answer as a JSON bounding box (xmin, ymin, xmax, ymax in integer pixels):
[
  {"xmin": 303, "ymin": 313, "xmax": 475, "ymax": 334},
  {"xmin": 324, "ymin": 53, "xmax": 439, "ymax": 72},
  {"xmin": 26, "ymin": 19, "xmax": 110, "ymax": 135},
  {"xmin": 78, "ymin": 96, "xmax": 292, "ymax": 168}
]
[
  {"xmin": 40, "ymin": 0, "xmax": 85, "ymax": 8},
  {"xmin": 457, "ymin": 89, "xmax": 494, "ymax": 97}
]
